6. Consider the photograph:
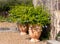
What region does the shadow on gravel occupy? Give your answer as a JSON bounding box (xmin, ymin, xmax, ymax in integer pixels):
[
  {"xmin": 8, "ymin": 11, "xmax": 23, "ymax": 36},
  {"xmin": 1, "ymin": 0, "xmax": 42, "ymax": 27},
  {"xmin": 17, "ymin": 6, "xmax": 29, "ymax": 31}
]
[{"xmin": 0, "ymin": 28, "xmax": 10, "ymax": 30}]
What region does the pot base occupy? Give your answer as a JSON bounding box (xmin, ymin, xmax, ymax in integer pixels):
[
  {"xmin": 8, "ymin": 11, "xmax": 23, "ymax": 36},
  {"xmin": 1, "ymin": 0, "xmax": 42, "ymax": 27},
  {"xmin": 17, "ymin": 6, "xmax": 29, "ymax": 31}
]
[
  {"xmin": 20, "ymin": 32, "xmax": 27, "ymax": 35},
  {"xmin": 30, "ymin": 38, "xmax": 39, "ymax": 42}
]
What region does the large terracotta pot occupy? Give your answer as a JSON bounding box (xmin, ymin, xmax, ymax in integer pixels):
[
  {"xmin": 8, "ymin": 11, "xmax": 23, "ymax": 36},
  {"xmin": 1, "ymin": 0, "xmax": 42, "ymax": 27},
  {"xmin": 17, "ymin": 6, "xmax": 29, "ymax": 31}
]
[
  {"xmin": 29, "ymin": 24, "xmax": 42, "ymax": 42},
  {"xmin": 17, "ymin": 24, "xmax": 27, "ymax": 35}
]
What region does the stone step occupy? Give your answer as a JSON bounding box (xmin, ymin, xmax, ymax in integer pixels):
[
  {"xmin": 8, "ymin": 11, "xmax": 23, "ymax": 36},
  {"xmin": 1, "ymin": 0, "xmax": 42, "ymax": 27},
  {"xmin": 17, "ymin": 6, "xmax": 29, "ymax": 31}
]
[
  {"xmin": 47, "ymin": 40, "xmax": 60, "ymax": 44},
  {"xmin": 0, "ymin": 28, "xmax": 18, "ymax": 32},
  {"xmin": 0, "ymin": 22, "xmax": 18, "ymax": 32},
  {"xmin": 57, "ymin": 37, "xmax": 60, "ymax": 41}
]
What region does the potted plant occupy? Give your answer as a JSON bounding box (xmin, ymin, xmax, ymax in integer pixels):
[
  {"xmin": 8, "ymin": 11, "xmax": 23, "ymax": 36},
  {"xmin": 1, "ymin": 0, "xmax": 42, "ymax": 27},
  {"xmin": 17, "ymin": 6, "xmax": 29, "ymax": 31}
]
[
  {"xmin": 8, "ymin": 5, "xmax": 29, "ymax": 35},
  {"xmin": 27, "ymin": 6, "xmax": 50, "ymax": 42},
  {"xmin": 8, "ymin": 5, "xmax": 50, "ymax": 39},
  {"xmin": 29, "ymin": 24, "xmax": 42, "ymax": 42}
]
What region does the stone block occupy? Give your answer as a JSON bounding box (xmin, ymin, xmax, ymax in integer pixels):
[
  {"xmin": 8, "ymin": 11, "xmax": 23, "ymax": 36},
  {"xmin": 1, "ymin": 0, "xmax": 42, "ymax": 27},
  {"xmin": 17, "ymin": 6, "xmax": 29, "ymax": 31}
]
[{"xmin": 47, "ymin": 40, "xmax": 60, "ymax": 44}]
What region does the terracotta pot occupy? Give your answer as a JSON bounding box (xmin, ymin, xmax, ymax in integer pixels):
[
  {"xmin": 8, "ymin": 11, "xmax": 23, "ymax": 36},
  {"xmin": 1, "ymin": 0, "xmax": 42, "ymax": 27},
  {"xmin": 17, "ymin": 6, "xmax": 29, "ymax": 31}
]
[
  {"xmin": 17, "ymin": 24, "xmax": 27, "ymax": 35},
  {"xmin": 29, "ymin": 24, "xmax": 42, "ymax": 42}
]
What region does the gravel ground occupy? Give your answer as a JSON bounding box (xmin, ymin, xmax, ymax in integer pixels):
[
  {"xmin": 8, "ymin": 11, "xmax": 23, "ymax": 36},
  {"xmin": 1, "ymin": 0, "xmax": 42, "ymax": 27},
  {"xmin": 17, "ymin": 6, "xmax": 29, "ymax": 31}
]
[
  {"xmin": 0, "ymin": 22, "xmax": 47, "ymax": 44},
  {"xmin": 0, "ymin": 32, "xmax": 47, "ymax": 44}
]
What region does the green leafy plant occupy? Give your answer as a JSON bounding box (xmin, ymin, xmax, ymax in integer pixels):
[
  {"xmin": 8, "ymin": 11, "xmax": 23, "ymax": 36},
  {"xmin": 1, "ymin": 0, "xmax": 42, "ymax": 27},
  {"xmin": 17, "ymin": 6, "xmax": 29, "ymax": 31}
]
[
  {"xmin": 7, "ymin": 6, "xmax": 29, "ymax": 23},
  {"xmin": 8, "ymin": 5, "xmax": 50, "ymax": 26},
  {"xmin": 0, "ymin": 16, "xmax": 6, "ymax": 22}
]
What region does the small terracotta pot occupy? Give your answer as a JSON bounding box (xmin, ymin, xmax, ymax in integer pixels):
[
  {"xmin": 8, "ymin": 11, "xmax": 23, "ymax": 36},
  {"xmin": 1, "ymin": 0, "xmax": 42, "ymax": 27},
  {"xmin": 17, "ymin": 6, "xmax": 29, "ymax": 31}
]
[
  {"xmin": 17, "ymin": 24, "xmax": 27, "ymax": 35},
  {"xmin": 29, "ymin": 24, "xmax": 42, "ymax": 42}
]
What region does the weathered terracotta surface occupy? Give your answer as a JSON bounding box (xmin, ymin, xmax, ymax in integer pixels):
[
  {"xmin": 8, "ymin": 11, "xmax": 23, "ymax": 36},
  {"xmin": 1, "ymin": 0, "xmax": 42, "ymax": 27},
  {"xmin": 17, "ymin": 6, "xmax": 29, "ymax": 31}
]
[
  {"xmin": 29, "ymin": 24, "xmax": 42, "ymax": 42},
  {"xmin": 17, "ymin": 24, "xmax": 27, "ymax": 35}
]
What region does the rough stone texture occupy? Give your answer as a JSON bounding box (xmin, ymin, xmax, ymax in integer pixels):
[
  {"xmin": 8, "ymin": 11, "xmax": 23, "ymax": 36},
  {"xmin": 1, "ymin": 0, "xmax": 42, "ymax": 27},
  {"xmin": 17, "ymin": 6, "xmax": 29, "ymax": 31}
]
[
  {"xmin": 0, "ymin": 22, "xmax": 17, "ymax": 28},
  {"xmin": 0, "ymin": 22, "xmax": 18, "ymax": 32},
  {"xmin": 0, "ymin": 22, "xmax": 47, "ymax": 44},
  {"xmin": 57, "ymin": 37, "xmax": 60, "ymax": 41},
  {"xmin": 47, "ymin": 40, "xmax": 60, "ymax": 44},
  {"xmin": 0, "ymin": 32, "xmax": 47, "ymax": 44},
  {"xmin": 50, "ymin": 11, "xmax": 60, "ymax": 40}
]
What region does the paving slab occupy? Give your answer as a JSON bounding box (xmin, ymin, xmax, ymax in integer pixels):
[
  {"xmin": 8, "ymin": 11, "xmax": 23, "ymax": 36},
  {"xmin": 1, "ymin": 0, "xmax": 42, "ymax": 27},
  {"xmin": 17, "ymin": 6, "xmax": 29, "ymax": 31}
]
[
  {"xmin": 0, "ymin": 22, "xmax": 47, "ymax": 44},
  {"xmin": 0, "ymin": 32, "xmax": 47, "ymax": 44},
  {"xmin": 47, "ymin": 40, "xmax": 60, "ymax": 44},
  {"xmin": 0, "ymin": 22, "xmax": 18, "ymax": 32}
]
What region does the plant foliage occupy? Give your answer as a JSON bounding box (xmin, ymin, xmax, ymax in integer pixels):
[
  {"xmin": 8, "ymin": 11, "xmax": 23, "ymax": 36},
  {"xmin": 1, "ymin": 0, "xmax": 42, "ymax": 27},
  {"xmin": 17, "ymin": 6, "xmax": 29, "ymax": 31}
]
[
  {"xmin": 0, "ymin": 16, "xmax": 6, "ymax": 22},
  {"xmin": 8, "ymin": 5, "xmax": 50, "ymax": 26}
]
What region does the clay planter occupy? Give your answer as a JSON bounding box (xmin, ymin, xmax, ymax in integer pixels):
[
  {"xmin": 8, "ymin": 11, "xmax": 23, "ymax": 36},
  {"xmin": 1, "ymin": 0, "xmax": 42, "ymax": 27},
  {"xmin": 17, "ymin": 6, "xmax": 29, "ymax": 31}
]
[
  {"xmin": 17, "ymin": 24, "xmax": 27, "ymax": 35},
  {"xmin": 29, "ymin": 24, "xmax": 42, "ymax": 42}
]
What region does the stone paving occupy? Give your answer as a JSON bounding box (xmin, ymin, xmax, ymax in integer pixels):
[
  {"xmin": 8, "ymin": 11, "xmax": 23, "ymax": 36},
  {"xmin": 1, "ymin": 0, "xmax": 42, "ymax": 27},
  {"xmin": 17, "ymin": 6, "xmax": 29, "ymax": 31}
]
[
  {"xmin": 0, "ymin": 32, "xmax": 47, "ymax": 44},
  {"xmin": 47, "ymin": 40, "xmax": 60, "ymax": 44},
  {"xmin": 0, "ymin": 22, "xmax": 18, "ymax": 32},
  {"xmin": 0, "ymin": 22, "xmax": 47, "ymax": 44}
]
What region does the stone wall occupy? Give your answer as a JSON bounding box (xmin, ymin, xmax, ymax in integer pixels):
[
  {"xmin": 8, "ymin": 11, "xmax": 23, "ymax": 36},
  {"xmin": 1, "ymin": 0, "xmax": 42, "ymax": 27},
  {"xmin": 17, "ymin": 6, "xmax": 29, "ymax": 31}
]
[
  {"xmin": 0, "ymin": 22, "xmax": 18, "ymax": 32},
  {"xmin": 50, "ymin": 11, "xmax": 60, "ymax": 40}
]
